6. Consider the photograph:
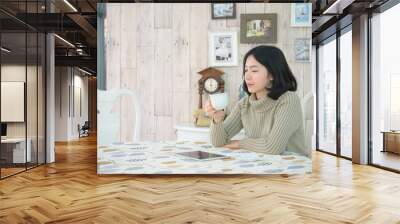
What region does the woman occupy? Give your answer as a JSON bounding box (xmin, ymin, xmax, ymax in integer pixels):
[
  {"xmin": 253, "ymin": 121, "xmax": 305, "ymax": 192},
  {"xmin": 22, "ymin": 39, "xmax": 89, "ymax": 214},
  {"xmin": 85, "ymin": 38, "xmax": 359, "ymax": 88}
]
[{"xmin": 205, "ymin": 45, "xmax": 309, "ymax": 157}]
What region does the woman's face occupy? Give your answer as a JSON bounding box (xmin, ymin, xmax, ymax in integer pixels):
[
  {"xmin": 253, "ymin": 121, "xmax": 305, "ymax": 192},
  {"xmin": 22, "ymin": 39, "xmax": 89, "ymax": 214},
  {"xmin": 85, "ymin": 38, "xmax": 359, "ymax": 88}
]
[{"xmin": 244, "ymin": 55, "xmax": 272, "ymax": 93}]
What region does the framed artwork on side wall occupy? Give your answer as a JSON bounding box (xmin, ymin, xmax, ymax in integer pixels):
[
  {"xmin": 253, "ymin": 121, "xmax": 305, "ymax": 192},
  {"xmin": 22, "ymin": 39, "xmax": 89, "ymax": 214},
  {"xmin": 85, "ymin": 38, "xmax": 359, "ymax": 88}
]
[
  {"xmin": 294, "ymin": 38, "xmax": 311, "ymax": 62},
  {"xmin": 209, "ymin": 31, "xmax": 238, "ymax": 67},
  {"xmin": 211, "ymin": 3, "xmax": 236, "ymax": 19},
  {"xmin": 240, "ymin": 14, "xmax": 277, "ymax": 44},
  {"xmin": 291, "ymin": 3, "xmax": 312, "ymax": 27}
]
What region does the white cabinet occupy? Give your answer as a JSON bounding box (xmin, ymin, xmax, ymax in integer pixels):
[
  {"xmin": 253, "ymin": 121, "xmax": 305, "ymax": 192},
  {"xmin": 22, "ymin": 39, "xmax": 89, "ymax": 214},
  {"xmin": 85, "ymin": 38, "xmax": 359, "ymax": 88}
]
[{"xmin": 174, "ymin": 124, "xmax": 245, "ymax": 142}]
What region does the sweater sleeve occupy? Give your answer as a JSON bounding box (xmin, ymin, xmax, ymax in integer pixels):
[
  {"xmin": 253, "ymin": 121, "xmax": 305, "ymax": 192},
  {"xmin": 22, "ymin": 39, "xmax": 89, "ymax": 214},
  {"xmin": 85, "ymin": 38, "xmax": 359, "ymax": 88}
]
[
  {"xmin": 210, "ymin": 101, "xmax": 243, "ymax": 147},
  {"xmin": 239, "ymin": 94, "xmax": 301, "ymax": 154}
]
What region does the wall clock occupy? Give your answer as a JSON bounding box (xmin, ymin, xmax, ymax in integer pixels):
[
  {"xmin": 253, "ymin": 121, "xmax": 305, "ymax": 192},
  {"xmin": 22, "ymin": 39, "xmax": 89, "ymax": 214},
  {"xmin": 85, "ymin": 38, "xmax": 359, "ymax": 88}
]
[{"xmin": 197, "ymin": 67, "xmax": 225, "ymax": 109}]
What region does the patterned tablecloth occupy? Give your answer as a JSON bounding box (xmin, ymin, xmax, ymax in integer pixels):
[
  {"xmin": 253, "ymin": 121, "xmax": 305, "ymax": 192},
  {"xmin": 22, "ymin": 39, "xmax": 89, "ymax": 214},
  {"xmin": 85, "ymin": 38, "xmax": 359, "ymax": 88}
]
[{"xmin": 97, "ymin": 141, "xmax": 312, "ymax": 175}]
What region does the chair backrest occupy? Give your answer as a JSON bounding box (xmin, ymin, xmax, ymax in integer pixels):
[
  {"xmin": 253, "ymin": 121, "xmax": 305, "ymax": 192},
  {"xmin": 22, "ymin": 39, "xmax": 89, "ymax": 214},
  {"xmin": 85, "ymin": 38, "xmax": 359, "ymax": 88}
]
[
  {"xmin": 301, "ymin": 92, "xmax": 314, "ymax": 154},
  {"xmin": 82, "ymin": 121, "xmax": 90, "ymax": 129},
  {"xmin": 301, "ymin": 92, "xmax": 313, "ymax": 120},
  {"xmin": 97, "ymin": 89, "xmax": 141, "ymax": 146}
]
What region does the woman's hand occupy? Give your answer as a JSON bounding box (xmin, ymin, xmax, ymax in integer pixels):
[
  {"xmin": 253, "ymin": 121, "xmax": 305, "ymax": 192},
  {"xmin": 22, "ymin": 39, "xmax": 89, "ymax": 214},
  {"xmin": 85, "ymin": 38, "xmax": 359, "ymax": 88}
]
[
  {"xmin": 224, "ymin": 140, "xmax": 240, "ymax": 150},
  {"xmin": 205, "ymin": 100, "xmax": 225, "ymax": 123}
]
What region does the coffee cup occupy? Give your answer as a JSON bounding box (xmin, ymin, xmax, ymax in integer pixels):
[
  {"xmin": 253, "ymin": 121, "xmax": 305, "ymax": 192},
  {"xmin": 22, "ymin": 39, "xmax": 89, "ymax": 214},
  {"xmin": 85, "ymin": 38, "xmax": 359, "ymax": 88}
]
[{"xmin": 209, "ymin": 92, "xmax": 228, "ymax": 111}]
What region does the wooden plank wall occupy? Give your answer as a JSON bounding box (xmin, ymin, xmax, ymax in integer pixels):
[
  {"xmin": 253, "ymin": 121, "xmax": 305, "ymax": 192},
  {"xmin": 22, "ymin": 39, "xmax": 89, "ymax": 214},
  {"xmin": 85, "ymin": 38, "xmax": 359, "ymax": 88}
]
[{"xmin": 103, "ymin": 3, "xmax": 312, "ymax": 142}]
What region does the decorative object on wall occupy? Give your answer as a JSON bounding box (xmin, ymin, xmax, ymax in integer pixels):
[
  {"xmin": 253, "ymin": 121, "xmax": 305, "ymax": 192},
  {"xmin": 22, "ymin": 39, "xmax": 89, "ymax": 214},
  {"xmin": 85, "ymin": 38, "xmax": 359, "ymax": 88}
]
[
  {"xmin": 240, "ymin": 14, "xmax": 277, "ymax": 44},
  {"xmin": 198, "ymin": 67, "xmax": 225, "ymax": 97},
  {"xmin": 211, "ymin": 3, "xmax": 236, "ymax": 19},
  {"xmin": 291, "ymin": 3, "xmax": 312, "ymax": 27},
  {"xmin": 209, "ymin": 32, "xmax": 238, "ymax": 67},
  {"xmin": 294, "ymin": 38, "xmax": 311, "ymax": 62},
  {"xmin": 193, "ymin": 67, "xmax": 225, "ymax": 127},
  {"xmin": 1, "ymin": 82, "xmax": 25, "ymax": 122}
]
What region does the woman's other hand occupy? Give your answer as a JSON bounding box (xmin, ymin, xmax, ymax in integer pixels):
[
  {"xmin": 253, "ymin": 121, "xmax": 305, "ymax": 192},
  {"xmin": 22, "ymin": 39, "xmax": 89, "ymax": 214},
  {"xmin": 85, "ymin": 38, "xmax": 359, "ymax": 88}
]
[{"xmin": 224, "ymin": 140, "xmax": 240, "ymax": 149}]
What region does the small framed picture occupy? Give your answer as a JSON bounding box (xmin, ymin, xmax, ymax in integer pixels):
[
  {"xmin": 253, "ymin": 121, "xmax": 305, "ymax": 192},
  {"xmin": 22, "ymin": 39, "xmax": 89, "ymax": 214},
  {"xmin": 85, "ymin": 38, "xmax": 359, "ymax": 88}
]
[
  {"xmin": 211, "ymin": 3, "xmax": 236, "ymax": 19},
  {"xmin": 294, "ymin": 38, "xmax": 311, "ymax": 62},
  {"xmin": 209, "ymin": 32, "xmax": 238, "ymax": 67},
  {"xmin": 291, "ymin": 3, "xmax": 312, "ymax": 27},
  {"xmin": 240, "ymin": 14, "xmax": 277, "ymax": 44}
]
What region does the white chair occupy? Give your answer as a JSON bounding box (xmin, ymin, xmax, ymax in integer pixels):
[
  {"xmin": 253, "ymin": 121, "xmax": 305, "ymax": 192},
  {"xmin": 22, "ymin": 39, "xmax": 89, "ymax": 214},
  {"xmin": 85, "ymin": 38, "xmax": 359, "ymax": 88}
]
[{"xmin": 97, "ymin": 89, "xmax": 141, "ymax": 147}]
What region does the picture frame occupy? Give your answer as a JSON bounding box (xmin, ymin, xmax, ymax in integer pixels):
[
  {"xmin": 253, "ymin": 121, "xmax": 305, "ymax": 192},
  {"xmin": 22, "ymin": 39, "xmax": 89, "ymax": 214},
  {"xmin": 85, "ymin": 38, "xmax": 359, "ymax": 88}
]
[
  {"xmin": 294, "ymin": 38, "xmax": 311, "ymax": 62},
  {"xmin": 291, "ymin": 3, "xmax": 312, "ymax": 27},
  {"xmin": 211, "ymin": 3, "xmax": 236, "ymax": 20},
  {"xmin": 209, "ymin": 31, "xmax": 238, "ymax": 67},
  {"xmin": 240, "ymin": 14, "xmax": 277, "ymax": 44}
]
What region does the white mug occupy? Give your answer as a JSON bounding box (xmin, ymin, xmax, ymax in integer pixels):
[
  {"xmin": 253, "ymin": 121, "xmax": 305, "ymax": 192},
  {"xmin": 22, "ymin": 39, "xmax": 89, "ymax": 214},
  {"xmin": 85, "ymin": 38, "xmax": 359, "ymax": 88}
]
[{"xmin": 209, "ymin": 92, "xmax": 228, "ymax": 111}]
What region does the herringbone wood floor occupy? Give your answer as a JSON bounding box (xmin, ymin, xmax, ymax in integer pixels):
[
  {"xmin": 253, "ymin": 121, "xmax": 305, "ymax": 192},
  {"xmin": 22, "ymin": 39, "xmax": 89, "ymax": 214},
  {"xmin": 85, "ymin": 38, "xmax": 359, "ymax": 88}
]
[{"xmin": 1, "ymin": 135, "xmax": 400, "ymax": 224}]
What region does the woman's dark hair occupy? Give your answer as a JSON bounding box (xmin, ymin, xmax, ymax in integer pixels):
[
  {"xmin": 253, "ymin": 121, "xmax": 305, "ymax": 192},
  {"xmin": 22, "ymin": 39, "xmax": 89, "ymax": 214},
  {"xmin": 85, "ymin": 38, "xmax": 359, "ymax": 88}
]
[{"xmin": 242, "ymin": 45, "xmax": 297, "ymax": 100}]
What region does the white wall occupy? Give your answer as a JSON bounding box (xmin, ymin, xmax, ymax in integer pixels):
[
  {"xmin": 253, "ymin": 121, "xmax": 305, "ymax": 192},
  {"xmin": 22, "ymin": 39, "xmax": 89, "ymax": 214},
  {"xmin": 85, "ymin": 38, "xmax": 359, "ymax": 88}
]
[
  {"xmin": 72, "ymin": 73, "xmax": 89, "ymax": 137},
  {"xmin": 55, "ymin": 67, "xmax": 89, "ymax": 141},
  {"xmin": 55, "ymin": 67, "xmax": 68, "ymax": 141}
]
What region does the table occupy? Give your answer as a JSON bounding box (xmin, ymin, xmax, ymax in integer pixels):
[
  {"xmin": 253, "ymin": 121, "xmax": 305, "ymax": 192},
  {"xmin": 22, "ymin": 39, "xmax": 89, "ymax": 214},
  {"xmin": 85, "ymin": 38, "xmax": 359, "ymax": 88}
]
[
  {"xmin": 174, "ymin": 123, "xmax": 246, "ymax": 142},
  {"xmin": 98, "ymin": 141, "xmax": 312, "ymax": 175}
]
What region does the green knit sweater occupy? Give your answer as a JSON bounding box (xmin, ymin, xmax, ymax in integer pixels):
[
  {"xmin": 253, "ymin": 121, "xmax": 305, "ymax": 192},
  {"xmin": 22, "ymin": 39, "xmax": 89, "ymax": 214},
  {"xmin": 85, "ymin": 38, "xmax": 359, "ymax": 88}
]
[{"xmin": 210, "ymin": 91, "xmax": 309, "ymax": 157}]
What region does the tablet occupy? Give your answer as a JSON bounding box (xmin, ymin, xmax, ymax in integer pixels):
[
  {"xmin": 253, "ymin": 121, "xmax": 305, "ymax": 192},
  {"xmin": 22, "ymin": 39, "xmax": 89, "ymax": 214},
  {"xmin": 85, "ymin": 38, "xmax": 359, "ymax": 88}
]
[{"xmin": 176, "ymin": 151, "xmax": 228, "ymax": 161}]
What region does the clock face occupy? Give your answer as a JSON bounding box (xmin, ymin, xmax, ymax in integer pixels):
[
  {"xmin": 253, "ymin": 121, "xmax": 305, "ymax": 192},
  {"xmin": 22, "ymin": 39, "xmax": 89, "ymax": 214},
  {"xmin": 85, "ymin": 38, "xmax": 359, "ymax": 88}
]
[{"xmin": 204, "ymin": 78, "xmax": 219, "ymax": 93}]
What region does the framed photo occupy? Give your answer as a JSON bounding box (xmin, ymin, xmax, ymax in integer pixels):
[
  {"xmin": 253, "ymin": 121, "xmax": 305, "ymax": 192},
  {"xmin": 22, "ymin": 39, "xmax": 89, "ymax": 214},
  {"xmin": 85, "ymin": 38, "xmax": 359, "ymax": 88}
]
[
  {"xmin": 240, "ymin": 14, "xmax": 277, "ymax": 44},
  {"xmin": 291, "ymin": 3, "xmax": 312, "ymax": 27},
  {"xmin": 211, "ymin": 3, "xmax": 236, "ymax": 19},
  {"xmin": 294, "ymin": 38, "xmax": 311, "ymax": 62},
  {"xmin": 209, "ymin": 32, "xmax": 238, "ymax": 67}
]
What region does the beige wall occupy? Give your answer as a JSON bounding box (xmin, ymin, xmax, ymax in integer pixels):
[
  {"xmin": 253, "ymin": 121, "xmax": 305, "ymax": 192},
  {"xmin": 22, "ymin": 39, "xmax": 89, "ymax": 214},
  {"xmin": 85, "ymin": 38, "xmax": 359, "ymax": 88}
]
[
  {"xmin": 102, "ymin": 3, "xmax": 313, "ymax": 142},
  {"xmin": 54, "ymin": 67, "xmax": 89, "ymax": 141}
]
